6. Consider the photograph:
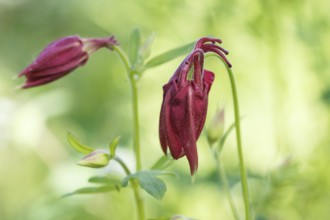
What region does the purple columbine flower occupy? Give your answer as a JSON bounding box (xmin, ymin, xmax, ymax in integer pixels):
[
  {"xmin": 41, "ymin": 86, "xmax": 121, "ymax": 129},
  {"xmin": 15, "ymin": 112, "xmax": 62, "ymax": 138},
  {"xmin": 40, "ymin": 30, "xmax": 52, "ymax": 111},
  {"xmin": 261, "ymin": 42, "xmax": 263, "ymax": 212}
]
[
  {"xmin": 159, "ymin": 37, "xmax": 231, "ymax": 175},
  {"xmin": 19, "ymin": 35, "xmax": 118, "ymax": 88}
]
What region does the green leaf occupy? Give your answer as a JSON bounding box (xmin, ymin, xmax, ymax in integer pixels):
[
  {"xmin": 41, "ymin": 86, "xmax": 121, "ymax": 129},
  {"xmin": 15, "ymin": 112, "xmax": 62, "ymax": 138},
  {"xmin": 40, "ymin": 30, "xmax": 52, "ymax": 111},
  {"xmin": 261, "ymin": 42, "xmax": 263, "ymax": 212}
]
[
  {"xmin": 129, "ymin": 28, "xmax": 142, "ymax": 65},
  {"xmin": 67, "ymin": 132, "xmax": 94, "ymax": 155},
  {"xmin": 88, "ymin": 175, "xmax": 122, "ymax": 185},
  {"xmin": 150, "ymin": 155, "xmax": 174, "ymax": 170},
  {"xmin": 145, "ymin": 42, "xmax": 195, "ymax": 69},
  {"xmin": 122, "ymin": 170, "xmax": 176, "ymax": 200},
  {"xmin": 62, "ymin": 185, "xmax": 119, "ymax": 197},
  {"xmin": 140, "ymin": 32, "xmax": 156, "ymax": 61},
  {"xmin": 108, "ymin": 136, "xmax": 120, "ymax": 158}
]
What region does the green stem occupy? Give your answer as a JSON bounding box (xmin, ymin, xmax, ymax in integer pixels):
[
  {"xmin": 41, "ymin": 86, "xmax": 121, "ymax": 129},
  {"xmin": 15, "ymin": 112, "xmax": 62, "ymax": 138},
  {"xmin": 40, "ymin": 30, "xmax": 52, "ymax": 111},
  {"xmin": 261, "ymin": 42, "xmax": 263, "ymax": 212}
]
[
  {"xmin": 210, "ymin": 53, "xmax": 251, "ymax": 217},
  {"xmin": 225, "ymin": 66, "xmax": 251, "ymax": 220},
  {"xmin": 113, "ymin": 46, "xmax": 145, "ymax": 220},
  {"xmin": 114, "ymin": 156, "xmax": 131, "ymax": 175},
  {"xmin": 213, "ymin": 150, "xmax": 240, "ymax": 220},
  {"xmin": 113, "ymin": 46, "xmax": 131, "ymax": 72},
  {"xmin": 114, "ymin": 157, "xmax": 144, "ymax": 220},
  {"xmin": 129, "ymin": 75, "xmax": 142, "ymax": 171},
  {"xmin": 113, "ymin": 46, "xmax": 142, "ymax": 171},
  {"xmin": 132, "ymin": 180, "xmax": 145, "ymax": 220}
]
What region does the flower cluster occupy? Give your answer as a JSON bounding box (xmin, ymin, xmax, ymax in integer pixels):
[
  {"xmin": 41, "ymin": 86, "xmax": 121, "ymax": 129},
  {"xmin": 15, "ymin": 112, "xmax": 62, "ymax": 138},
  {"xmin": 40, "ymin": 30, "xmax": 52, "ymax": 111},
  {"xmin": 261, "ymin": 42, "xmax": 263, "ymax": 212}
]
[
  {"xmin": 159, "ymin": 37, "xmax": 231, "ymax": 175},
  {"xmin": 18, "ymin": 35, "xmax": 230, "ymax": 176}
]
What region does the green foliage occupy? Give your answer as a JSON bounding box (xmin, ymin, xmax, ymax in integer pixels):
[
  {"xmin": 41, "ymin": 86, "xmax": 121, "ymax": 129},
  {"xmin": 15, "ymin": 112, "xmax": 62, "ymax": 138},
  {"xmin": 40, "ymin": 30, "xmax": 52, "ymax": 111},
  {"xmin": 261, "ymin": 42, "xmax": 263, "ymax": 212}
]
[
  {"xmin": 108, "ymin": 136, "xmax": 121, "ymax": 159},
  {"xmin": 145, "ymin": 42, "xmax": 195, "ymax": 69},
  {"xmin": 128, "ymin": 29, "xmax": 156, "ymax": 74},
  {"xmin": 63, "ymin": 185, "xmax": 120, "ymax": 197},
  {"xmin": 64, "ymin": 175, "xmax": 122, "ymax": 197},
  {"xmin": 122, "ymin": 170, "xmax": 177, "ymax": 200},
  {"xmin": 67, "ymin": 132, "xmax": 94, "ymax": 155},
  {"xmin": 150, "ymin": 155, "xmax": 174, "ymax": 170},
  {"xmin": 129, "ymin": 28, "xmax": 142, "ymax": 65},
  {"xmin": 139, "ymin": 32, "xmax": 156, "ymax": 61},
  {"xmin": 88, "ymin": 175, "xmax": 122, "ymax": 185}
]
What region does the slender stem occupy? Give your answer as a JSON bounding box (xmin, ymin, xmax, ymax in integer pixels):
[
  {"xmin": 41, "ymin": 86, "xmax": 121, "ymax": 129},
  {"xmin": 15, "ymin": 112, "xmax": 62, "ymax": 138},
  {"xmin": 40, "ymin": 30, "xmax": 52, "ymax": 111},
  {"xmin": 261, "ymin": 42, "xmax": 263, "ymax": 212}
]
[
  {"xmin": 113, "ymin": 46, "xmax": 131, "ymax": 72},
  {"xmin": 113, "ymin": 46, "xmax": 142, "ymax": 171},
  {"xmin": 114, "ymin": 157, "xmax": 144, "ymax": 220},
  {"xmin": 131, "ymin": 180, "xmax": 145, "ymax": 220},
  {"xmin": 129, "ymin": 75, "xmax": 142, "ymax": 171},
  {"xmin": 226, "ymin": 66, "xmax": 251, "ymax": 220},
  {"xmin": 114, "ymin": 156, "xmax": 131, "ymax": 175},
  {"xmin": 113, "ymin": 46, "xmax": 145, "ymax": 220},
  {"xmin": 213, "ymin": 150, "xmax": 240, "ymax": 220}
]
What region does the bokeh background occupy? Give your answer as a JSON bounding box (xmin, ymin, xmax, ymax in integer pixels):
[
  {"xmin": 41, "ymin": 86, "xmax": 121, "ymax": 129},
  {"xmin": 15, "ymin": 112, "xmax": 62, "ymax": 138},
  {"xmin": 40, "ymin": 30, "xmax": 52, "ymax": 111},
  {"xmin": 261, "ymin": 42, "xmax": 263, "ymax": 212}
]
[{"xmin": 1, "ymin": 0, "xmax": 330, "ymax": 219}]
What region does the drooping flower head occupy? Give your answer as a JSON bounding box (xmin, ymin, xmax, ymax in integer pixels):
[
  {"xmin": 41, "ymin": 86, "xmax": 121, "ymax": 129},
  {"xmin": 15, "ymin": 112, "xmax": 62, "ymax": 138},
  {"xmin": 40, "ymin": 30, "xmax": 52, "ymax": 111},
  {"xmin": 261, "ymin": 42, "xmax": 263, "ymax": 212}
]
[
  {"xmin": 19, "ymin": 35, "xmax": 118, "ymax": 88},
  {"xmin": 159, "ymin": 37, "xmax": 231, "ymax": 175}
]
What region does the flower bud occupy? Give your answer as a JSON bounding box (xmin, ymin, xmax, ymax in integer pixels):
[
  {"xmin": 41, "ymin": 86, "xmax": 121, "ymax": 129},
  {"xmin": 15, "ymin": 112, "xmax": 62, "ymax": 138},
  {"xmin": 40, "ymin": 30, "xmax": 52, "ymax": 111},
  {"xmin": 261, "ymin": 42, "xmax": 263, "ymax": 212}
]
[
  {"xmin": 19, "ymin": 35, "xmax": 118, "ymax": 88},
  {"xmin": 207, "ymin": 108, "xmax": 225, "ymax": 146},
  {"xmin": 76, "ymin": 150, "xmax": 110, "ymax": 168},
  {"xmin": 159, "ymin": 37, "xmax": 230, "ymax": 175}
]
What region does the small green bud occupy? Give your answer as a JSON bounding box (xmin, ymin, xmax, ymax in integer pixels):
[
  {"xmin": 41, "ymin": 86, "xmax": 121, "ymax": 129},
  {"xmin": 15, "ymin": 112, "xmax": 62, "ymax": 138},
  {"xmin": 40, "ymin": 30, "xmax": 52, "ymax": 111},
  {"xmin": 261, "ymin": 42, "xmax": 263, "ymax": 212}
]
[
  {"xmin": 77, "ymin": 150, "xmax": 110, "ymax": 168},
  {"xmin": 207, "ymin": 108, "xmax": 225, "ymax": 146}
]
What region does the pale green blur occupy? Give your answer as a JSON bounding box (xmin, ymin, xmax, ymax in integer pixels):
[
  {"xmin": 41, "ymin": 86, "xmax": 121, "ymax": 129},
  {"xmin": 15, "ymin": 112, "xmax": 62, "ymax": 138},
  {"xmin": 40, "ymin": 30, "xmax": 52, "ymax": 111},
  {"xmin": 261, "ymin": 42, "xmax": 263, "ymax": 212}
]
[{"xmin": 1, "ymin": 0, "xmax": 330, "ymax": 219}]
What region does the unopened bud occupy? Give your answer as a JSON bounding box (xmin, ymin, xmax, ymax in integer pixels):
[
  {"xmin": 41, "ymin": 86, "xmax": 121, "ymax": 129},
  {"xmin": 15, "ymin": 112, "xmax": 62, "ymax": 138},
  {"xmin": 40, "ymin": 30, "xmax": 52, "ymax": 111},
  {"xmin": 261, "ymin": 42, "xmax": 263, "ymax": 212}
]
[
  {"xmin": 207, "ymin": 108, "xmax": 225, "ymax": 146},
  {"xmin": 77, "ymin": 150, "xmax": 110, "ymax": 168},
  {"xmin": 19, "ymin": 35, "xmax": 118, "ymax": 88}
]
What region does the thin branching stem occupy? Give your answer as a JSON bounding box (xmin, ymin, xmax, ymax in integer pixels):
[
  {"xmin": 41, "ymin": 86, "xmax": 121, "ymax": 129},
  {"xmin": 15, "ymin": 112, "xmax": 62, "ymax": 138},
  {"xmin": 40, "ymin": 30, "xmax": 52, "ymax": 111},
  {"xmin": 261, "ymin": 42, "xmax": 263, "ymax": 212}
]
[
  {"xmin": 114, "ymin": 156, "xmax": 131, "ymax": 175},
  {"xmin": 113, "ymin": 46, "xmax": 145, "ymax": 220}
]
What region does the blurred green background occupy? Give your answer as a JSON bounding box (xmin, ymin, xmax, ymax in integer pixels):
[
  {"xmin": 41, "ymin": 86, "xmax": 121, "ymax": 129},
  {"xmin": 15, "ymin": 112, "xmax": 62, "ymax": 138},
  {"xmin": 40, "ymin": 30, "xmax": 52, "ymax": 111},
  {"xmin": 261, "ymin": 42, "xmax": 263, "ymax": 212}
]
[{"xmin": 1, "ymin": 0, "xmax": 330, "ymax": 219}]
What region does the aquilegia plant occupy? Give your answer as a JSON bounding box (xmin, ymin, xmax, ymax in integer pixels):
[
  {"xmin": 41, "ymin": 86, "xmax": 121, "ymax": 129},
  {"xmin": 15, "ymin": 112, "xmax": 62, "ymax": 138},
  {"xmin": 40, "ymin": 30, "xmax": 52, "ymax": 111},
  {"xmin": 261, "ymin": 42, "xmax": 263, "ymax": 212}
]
[{"xmin": 19, "ymin": 30, "xmax": 251, "ymax": 220}]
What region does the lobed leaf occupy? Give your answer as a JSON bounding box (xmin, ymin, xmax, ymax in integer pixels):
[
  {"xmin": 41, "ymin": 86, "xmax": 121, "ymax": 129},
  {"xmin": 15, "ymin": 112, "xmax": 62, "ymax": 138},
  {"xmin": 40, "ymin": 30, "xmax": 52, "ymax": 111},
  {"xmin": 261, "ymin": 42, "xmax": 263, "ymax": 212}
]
[{"xmin": 122, "ymin": 170, "xmax": 176, "ymax": 200}]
